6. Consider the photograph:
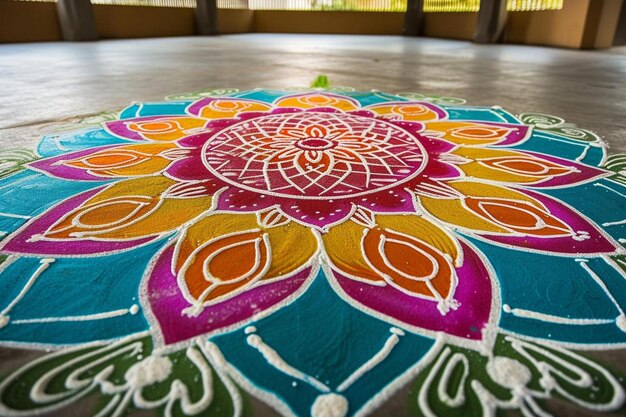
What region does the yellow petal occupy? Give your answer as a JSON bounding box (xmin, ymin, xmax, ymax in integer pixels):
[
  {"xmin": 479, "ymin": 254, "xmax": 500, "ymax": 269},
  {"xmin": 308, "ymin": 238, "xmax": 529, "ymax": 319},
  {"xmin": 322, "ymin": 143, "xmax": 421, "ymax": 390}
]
[
  {"xmin": 198, "ymin": 99, "xmax": 271, "ymax": 119},
  {"xmin": 126, "ymin": 117, "xmax": 208, "ymax": 141},
  {"xmin": 43, "ymin": 177, "xmax": 212, "ymax": 240},
  {"xmin": 454, "ymin": 147, "xmax": 574, "ymax": 184},
  {"xmin": 175, "ymin": 210, "xmax": 318, "ymax": 312},
  {"xmin": 415, "ymin": 180, "xmax": 573, "ymax": 237},
  {"xmin": 323, "ymin": 208, "xmax": 459, "ymax": 282},
  {"xmin": 424, "ymin": 121, "xmax": 518, "ymax": 145},
  {"xmin": 367, "ymin": 103, "xmax": 441, "ymax": 122},
  {"xmin": 60, "ymin": 143, "xmax": 183, "ymax": 178},
  {"xmin": 275, "ymin": 93, "xmax": 358, "ymax": 111}
]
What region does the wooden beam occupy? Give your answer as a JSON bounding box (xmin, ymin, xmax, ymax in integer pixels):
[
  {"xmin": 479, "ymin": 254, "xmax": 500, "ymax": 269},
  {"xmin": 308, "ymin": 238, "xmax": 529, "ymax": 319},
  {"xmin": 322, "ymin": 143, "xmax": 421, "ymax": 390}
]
[
  {"xmin": 403, "ymin": 0, "xmax": 424, "ymax": 36},
  {"xmin": 56, "ymin": 0, "xmax": 97, "ymax": 41},
  {"xmin": 474, "ymin": 0, "xmax": 507, "ymax": 44},
  {"xmin": 196, "ymin": 0, "xmax": 219, "ymax": 35}
]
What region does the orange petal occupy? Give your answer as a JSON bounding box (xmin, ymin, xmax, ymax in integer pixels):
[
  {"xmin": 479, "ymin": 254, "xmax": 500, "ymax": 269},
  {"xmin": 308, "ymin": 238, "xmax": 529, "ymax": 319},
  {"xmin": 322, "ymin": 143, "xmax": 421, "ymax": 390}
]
[
  {"xmin": 41, "ymin": 177, "xmax": 213, "ymax": 241},
  {"xmin": 367, "ymin": 103, "xmax": 442, "ymax": 122},
  {"xmin": 324, "ymin": 208, "xmax": 460, "ymax": 312},
  {"xmin": 362, "ymin": 226, "xmax": 458, "ymax": 313},
  {"xmin": 275, "ymin": 93, "xmax": 359, "ymax": 111},
  {"xmin": 60, "ymin": 143, "xmax": 184, "ymax": 178},
  {"xmin": 453, "ymin": 147, "xmax": 574, "ymax": 184},
  {"xmin": 197, "ymin": 99, "xmax": 271, "ymax": 119},
  {"xmin": 176, "ymin": 210, "xmax": 319, "ymax": 315},
  {"xmin": 464, "ymin": 197, "xmax": 572, "ymax": 236},
  {"xmin": 126, "ymin": 117, "xmax": 208, "ymax": 141},
  {"xmin": 180, "ymin": 230, "xmax": 271, "ymax": 311},
  {"xmin": 415, "ymin": 180, "xmax": 575, "ymax": 237},
  {"xmin": 424, "ymin": 121, "xmax": 520, "ymax": 145}
]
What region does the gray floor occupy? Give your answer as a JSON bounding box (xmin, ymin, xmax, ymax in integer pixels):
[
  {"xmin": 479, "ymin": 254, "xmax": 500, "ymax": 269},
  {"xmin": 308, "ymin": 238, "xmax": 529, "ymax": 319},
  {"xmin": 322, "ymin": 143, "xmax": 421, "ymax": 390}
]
[
  {"xmin": 0, "ymin": 34, "xmax": 626, "ymax": 417},
  {"xmin": 1, "ymin": 35, "xmax": 626, "ymax": 152}
]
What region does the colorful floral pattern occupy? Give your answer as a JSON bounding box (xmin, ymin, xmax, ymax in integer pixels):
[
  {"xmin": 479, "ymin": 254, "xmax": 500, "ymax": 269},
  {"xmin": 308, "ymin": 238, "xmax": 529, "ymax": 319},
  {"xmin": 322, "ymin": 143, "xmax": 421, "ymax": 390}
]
[{"xmin": 0, "ymin": 88, "xmax": 625, "ymax": 417}]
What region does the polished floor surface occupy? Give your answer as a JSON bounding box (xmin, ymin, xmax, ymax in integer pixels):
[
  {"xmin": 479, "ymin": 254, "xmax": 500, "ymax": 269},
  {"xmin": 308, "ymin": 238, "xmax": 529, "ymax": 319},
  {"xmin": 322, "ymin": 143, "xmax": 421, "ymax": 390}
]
[
  {"xmin": 1, "ymin": 35, "xmax": 626, "ymax": 153},
  {"xmin": 0, "ymin": 34, "xmax": 626, "ymax": 417}
]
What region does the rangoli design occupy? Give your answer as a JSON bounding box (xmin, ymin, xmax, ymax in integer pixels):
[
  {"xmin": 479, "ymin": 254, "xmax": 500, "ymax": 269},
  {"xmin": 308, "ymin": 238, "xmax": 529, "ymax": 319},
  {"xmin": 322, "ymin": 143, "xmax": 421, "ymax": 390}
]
[{"xmin": 0, "ymin": 87, "xmax": 625, "ymax": 417}]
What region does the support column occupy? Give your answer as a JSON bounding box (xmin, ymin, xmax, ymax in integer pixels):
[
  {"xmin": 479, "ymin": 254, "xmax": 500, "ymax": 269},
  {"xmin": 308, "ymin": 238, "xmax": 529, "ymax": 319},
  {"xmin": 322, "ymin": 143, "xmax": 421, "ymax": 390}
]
[
  {"xmin": 196, "ymin": 0, "xmax": 219, "ymax": 36},
  {"xmin": 56, "ymin": 0, "xmax": 98, "ymax": 41},
  {"xmin": 403, "ymin": 0, "xmax": 424, "ymax": 36},
  {"xmin": 474, "ymin": 0, "xmax": 507, "ymax": 44}
]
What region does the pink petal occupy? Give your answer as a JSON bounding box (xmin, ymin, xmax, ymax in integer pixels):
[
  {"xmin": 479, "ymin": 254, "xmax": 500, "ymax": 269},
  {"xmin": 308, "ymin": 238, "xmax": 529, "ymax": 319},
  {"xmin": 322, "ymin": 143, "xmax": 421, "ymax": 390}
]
[
  {"xmin": 280, "ymin": 198, "xmax": 354, "ymax": 230},
  {"xmin": 104, "ymin": 116, "xmax": 206, "ymax": 142},
  {"xmin": 512, "ymin": 150, "xmax": 609, "ymax": 188},
  {"xmin": 215, "ymin": 186, "xmax": 275, "ymax": 211},
  {"xmin": 331, "ymin": 240, "xmax": 493, "ymax": 340},
  {"xmin": 0, "ymin": 188, "xmax": 156, "ymax": 256},
  {"xmin": 479, "ymin": 189, "xmax": 618, "ymax": 254},
  {"xmin": 478, "ymin": 122, "xmax": 532, "ymax": 147},
  {"xmin": 28, "ymin": 145, "xmax": 121, "ymax": 181},
  {"xmin": 144, "ymin": 245, "xmax": 316, "ymax": 345}
]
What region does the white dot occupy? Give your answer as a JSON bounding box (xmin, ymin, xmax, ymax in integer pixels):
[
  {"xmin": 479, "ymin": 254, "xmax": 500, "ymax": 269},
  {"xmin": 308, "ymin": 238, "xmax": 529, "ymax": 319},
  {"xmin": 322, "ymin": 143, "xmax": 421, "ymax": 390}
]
[{"xmin": 311, "ymin": 394, "xmax": 349, "ymax": 417}]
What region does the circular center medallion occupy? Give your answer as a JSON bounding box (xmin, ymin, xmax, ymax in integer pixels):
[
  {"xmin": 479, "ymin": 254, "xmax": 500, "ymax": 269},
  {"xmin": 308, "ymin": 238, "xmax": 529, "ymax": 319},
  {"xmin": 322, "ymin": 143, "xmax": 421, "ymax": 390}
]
[{"xmin": 202, "ymin": 112, "xmax": 427, "ymax": 199}]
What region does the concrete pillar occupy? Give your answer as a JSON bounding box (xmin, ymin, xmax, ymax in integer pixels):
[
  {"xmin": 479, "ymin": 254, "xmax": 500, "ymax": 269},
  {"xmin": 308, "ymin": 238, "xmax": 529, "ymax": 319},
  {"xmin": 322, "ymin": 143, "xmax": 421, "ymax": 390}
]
[
  {"xmin": 614, "ymin": 0, "xmax": 626, "ymax": 45},
  {"xmin": 56, "ymin": 0, "xmax": 98, "ymax": 41},
  {"xmin": 403, "ymin": 0, "xmax": 424, "ymax": 36},
  {"xmin": 196, "ymin": 0, "xmax": 219, "ymax": 35},
  {"xmin": 582, "ymin": 0, "xmax": 624, "ymax": 48},
  {"xmin": 474, "ymin": 0, "xmax": 507, "ymax": 44}
]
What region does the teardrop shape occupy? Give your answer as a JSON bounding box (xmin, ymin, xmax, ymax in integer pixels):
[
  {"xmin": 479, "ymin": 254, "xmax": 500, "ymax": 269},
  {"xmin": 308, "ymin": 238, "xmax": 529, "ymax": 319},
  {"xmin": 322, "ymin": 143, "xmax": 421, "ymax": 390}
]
[
  {"xmin": 128, "ymin": 120, "xmax": 180, "ymax": 133},
  {"xmin": 44, "ymin": 196, "xmax": 157, "ymax": 239},
  {"xmin": 180, "ymin": 230, "xmax": 271, "ymax": 310},
  {"xmin": 451, "ymin": 126, "xmax": 509, "ymax": 139},
  {"xmin": 465, "ymin": 197, "xmax": 572, "ymax": 236},
  {"xmin": 482, "ymin": 156, "xmax": 572, "ymax": 177},
  {"xmin": 362, "ymin": 227, "xmax": 458, "ymax": 313},
  {"xmin": 65, "ymin": 150, "xmax": 149, "ymax": 169}
]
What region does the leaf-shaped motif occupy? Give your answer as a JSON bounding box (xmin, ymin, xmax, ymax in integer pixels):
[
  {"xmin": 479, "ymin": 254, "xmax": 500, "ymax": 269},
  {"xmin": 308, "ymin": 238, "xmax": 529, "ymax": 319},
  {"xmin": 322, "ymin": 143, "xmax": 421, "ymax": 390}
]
[
  {"xmin": 0, "ymin": 333, "xmax": 246, "ymax": 417},
  {"xmin": 410, "ymin": 334, "xmax": 625, "ymax": 417}
]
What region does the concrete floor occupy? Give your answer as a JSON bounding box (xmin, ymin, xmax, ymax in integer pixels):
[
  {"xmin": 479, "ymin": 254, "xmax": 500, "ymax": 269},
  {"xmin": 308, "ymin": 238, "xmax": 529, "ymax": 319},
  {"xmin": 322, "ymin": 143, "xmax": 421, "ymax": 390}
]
[
  {"xmin": 1, "ymin": 34, "xmax": 626, "ymax": 417},
  {"xmin": 1, "ymin": 35, "xmax": 626, "ymax": 152}
]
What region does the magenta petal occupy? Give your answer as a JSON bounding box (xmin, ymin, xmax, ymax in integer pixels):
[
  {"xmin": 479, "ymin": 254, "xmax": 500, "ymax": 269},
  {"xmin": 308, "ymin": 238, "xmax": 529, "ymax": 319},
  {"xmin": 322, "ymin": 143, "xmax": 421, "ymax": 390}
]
[
  {"xmin": 355, "ymin": 187, "xmax": 416, "ymax": 213},
  {"xmin": 421, "ymin": 135, "xmax": 457, "ymax": 155},
  {"xmin": 416, "ymin": 136, "xmax": 462, "ymax": 180},
  {"xmin": 331, "ymin": 241, "xmax": 493, "ymax": 340},
  {"xmin": 365, "ymin": 101, "xmax": 449, "ymax": 120},
  {"xmin": 186, "ymin": 97, "xmax": 270, "ymax": 118},
  {"xmin": 481, "ymin": 189, "xmax": 617, "ymax": 254},
  {"xmin": 176, "ymin": 121, "xmax": 236, "ymax": 147},
  {"xmin": 348, "ymin": 110, "xmax": 376, "ymax": 118},
  {"xmin": 216, "ymin": 187, "xmax": 274, "ymax": 211},
  {"xmin": 481, "ymin": 122, "xmax": 532, "ymax": 146},
  {"xmin": 280, "ymin": 199, "xmax": 353, "ymax": 230},
  {"xmin": 28, "ymin": 145, "xmax": 122, "ymax": 181},
  {"xmin": 512, "ymin": 150, "xmax": 608, "ymax": 188},
  {"xmin": 420, "ymin": 159, "xmax": 463, "ymax": 180},
  {"xmin": 145, "ymin": 246, "xmax": 315, "ymax": 345},
  {"xmin": 0, "ymin": 188, "xmax": 156, "ymax": 256},
  {"xmin": 164, "ymin": 148, "xmax": 225, "ymax": 190},
  {"xmin": 105, "ymin": 116, "xmax": 200, "ymax": 142}
]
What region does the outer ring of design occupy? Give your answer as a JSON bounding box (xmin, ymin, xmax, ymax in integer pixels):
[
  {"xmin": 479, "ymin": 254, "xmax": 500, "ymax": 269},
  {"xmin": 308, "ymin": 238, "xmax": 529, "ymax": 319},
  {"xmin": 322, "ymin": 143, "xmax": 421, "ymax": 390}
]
[{"xmin": 199, "ymin": 111, "xmax": 430, "ymax": 200}]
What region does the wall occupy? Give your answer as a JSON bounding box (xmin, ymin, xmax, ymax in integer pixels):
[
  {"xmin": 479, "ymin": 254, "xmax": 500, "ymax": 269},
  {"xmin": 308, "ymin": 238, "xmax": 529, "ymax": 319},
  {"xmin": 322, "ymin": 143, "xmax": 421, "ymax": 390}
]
[
  {"xmin": 423, "ymin": 12, "xmax": 477, "ymax": 40},
  {"xmin": 505, "ymin": 0, "xmax": 623, "ymax": 49},
  {"xmin": 581, "ymin": 0, "xmax": 623, "ymax": 48},
  {"xmin": 505, "ymin": 0, "xmax": 589, "ymax": 48},
  {"xmin": 0, "ymin": 0, "xmax": 61, "ymax": 42},
  {"xmin": 0, "ymin": 0, "xmax": 622, "ymax": 48},
  {"xmin": 93, "ymin": 4, "xmax": 195, "ymax": 38},
  {"xmin": 253, "ymin": 11, "xmax": 403, "ymax": 34},
  {"xmin": 218, "ymin": 9, "xmax": 254, "ymax": 33}
]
